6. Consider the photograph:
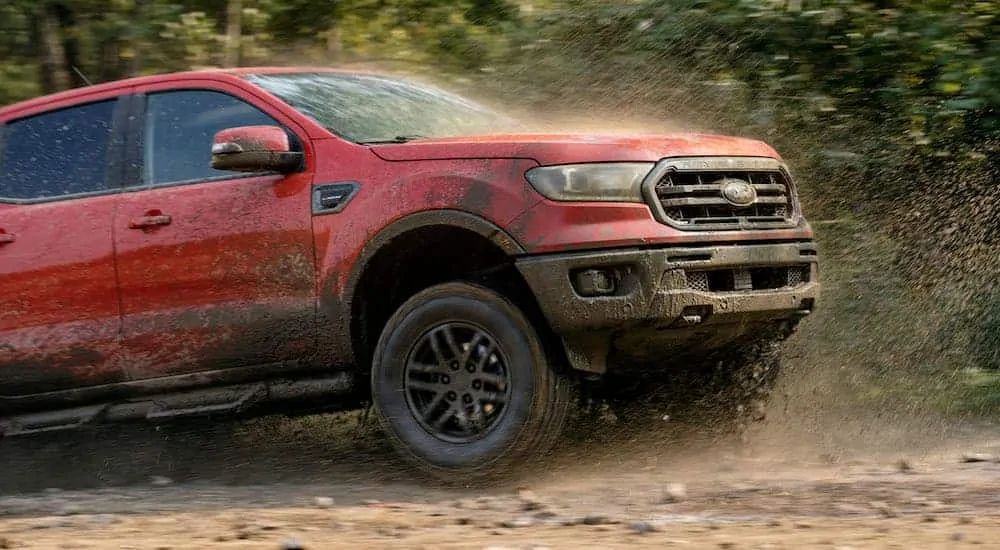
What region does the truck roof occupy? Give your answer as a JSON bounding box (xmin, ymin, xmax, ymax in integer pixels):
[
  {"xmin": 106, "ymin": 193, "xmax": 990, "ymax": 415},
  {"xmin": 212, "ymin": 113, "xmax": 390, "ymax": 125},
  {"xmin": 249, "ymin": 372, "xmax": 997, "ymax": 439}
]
[{"xmin": 0, "ymin": 66, "xmax": 380, "ymax": 119}]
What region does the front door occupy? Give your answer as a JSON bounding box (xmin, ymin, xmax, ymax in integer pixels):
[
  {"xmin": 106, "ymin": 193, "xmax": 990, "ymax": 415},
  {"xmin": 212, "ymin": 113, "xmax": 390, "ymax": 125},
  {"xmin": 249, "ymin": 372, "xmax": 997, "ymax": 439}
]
[
  {"xmin": 0, "ymin": 97, "xmax": 127, "ymax": 396},
  {"xmin": 114, "ymin": 85, "xmax": 317, "ymax": 380}
]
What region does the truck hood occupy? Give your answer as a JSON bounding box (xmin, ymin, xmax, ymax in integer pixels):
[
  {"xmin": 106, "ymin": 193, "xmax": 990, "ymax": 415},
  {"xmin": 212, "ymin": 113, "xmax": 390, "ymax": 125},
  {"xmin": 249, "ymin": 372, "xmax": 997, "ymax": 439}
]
[{"xmin": 366, "ymin": 133, "xmax": 781, "ymax": 165}]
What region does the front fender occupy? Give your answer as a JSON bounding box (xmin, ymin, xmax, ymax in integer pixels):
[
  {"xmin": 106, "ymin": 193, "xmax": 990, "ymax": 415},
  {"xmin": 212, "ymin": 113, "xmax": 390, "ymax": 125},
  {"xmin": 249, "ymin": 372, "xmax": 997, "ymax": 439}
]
[{"xmin": 310, "ymin": 158, "xmax": 541, "ymax": 368}]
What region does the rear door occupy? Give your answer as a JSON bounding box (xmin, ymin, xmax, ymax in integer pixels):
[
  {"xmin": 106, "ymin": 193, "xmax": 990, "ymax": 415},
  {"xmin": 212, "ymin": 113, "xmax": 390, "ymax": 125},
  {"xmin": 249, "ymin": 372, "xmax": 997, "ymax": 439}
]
[
  {"xmin": 115, "ymin": 81, "xmax": 317, "ymax": 379},
  {"xmin": 0, "ymin": 95, "xmax": 129, "ymax": 396}
]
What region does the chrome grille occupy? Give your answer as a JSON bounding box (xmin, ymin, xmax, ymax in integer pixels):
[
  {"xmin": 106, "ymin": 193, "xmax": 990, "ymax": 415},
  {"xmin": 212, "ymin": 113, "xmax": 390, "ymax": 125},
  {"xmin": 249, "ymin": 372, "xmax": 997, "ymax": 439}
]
[{"xmin": 654, "ymin": 170, "xmax": 793, "ymax": 229}]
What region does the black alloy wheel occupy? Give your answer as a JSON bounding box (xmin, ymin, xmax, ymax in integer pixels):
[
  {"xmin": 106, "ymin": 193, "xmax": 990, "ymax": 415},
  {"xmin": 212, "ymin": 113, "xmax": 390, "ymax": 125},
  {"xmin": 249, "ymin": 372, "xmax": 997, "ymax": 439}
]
[
  {"xmin": 403, "ymin": 322, "xmax": 513, "ymax": 443},
  {"xmin": 371, "ymin": 282, "xmax": 573, "ymax": 482}
]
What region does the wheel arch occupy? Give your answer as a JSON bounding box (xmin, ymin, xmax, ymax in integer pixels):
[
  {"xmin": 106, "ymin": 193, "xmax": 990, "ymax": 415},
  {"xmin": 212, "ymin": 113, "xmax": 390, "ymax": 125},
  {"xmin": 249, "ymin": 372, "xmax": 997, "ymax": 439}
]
[{"xmin": 332, "ymin": 209, "xmax": 535, "ymax": 375}]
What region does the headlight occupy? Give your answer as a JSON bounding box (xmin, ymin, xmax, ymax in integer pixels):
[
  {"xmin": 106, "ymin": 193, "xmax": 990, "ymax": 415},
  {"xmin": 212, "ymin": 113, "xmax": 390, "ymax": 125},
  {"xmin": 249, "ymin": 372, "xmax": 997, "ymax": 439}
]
[{"xmin": 524, "ymin": 162, "xmax": 655, "ymax": 202}]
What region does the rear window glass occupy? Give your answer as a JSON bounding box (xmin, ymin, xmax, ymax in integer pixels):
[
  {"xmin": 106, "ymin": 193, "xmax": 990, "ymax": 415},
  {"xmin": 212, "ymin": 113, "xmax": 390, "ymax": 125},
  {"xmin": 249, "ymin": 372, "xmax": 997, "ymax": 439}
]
[{"xmin": 0, "ymin": 99, "xmax": 117, "ymax": 200}]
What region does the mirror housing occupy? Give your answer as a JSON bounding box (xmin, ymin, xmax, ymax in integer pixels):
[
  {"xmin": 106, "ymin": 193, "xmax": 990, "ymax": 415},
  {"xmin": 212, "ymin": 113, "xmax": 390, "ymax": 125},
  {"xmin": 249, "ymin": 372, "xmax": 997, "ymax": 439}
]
[{"xmin": 210, "ymin": 125, "xmax": 304, "ymax": 174}]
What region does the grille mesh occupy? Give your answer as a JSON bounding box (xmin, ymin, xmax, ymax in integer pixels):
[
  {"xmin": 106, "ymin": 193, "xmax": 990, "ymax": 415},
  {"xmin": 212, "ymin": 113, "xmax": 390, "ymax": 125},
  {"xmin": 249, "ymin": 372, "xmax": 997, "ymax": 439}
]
[
  {"xmin": 684, "ymin": 266, "xmax": 809, "ymax": 292},
  {"xmin": 787, "ymin": 267, "xmax": 804, "ymax": 286},
  {"xmin": 686, "ymin": 271, "xmax": 710, "ymax": 292}
]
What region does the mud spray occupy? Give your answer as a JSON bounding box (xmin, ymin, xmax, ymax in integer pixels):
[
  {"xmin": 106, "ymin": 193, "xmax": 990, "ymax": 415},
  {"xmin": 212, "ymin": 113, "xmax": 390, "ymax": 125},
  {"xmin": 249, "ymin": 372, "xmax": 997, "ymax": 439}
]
[
  {"xmin": 434, "ymin": 64, "xmax": 1000, "ymax": 483},
  {"xmin": 2, "ymin": 58, "xmax": 998, "ymax": 497}
]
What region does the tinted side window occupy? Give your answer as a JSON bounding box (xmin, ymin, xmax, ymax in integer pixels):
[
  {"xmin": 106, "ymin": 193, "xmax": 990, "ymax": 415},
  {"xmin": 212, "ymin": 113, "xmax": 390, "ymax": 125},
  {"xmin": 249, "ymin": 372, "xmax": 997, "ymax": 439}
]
[
  {"xmin": 0, "ymin": 100, "xmax": 116, "ymax": 200},
  {"xmin": 143, "ymin": 90, "xmax": 282, "ymax": 186}
]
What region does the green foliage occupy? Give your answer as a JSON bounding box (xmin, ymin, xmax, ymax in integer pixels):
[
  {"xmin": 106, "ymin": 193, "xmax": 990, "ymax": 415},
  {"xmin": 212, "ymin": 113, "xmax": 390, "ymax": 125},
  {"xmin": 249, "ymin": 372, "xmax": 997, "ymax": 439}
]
[
  {"xmin": 0, "ymin": 0, "xmax": 519, "ymax": 105},
  {"xmin": 489, "ymin": 0, "xmax": 1000, "ymax": 200}
]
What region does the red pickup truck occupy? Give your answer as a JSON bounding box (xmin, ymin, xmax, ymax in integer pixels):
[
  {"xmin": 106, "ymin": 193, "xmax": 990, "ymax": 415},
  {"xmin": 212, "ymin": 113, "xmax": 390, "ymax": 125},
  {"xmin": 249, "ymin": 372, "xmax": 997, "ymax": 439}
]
[{"xmin": 0, "ymin": 67, "xmax": 819, "ymax": 481}]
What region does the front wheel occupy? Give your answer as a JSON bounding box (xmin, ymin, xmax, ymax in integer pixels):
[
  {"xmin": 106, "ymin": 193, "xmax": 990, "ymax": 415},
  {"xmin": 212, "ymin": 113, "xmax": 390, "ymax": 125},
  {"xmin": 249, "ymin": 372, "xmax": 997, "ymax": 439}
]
[{"xmin": 371, "ymin": 282, "xmax": 573, "ymax": 483}]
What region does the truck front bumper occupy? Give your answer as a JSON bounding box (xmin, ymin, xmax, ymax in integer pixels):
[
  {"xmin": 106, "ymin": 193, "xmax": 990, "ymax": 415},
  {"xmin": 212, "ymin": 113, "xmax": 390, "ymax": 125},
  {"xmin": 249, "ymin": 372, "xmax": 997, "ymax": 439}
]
[{"xmin": 515, "ymin": 241, "xmax": 819, "ymax": 372}]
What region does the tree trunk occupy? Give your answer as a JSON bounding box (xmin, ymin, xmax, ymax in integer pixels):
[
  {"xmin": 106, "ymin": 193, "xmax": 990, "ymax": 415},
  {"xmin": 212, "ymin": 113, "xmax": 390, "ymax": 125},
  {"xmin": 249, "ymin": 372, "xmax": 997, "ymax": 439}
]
[
  {"xmin": 128, "ymin": 0, "xmax": 147, "ymax": 77},
  {"xmin": 53, "ymin": 3, "xmax": 85, "ymax": 88},
  {"xmin": 35, "ymin": 4, "xmax": 71, "ymax": 93},
  {"xmin": 224, "ymin": 0, "xmax": 242, "ymax": 67}
]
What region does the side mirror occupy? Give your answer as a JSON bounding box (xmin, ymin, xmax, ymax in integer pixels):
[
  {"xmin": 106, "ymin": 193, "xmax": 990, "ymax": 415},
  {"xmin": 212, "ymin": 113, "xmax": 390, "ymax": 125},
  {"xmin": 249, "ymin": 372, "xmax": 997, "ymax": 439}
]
[{"xmin": 210, "ymin": 125, "xmax": 304, "ymax": 174}]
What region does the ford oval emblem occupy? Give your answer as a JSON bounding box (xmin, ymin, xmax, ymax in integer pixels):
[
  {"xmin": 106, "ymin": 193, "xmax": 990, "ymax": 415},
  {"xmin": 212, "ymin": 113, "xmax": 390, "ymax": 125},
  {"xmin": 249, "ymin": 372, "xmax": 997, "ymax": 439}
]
[{"xmin": 720, "ymin": 179, "xmax": 757, "ymax": 207}]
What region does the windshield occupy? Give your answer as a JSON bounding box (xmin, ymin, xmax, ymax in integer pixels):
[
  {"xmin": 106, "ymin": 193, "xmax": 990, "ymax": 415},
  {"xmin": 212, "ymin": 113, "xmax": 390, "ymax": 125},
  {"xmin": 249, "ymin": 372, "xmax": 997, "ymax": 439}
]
[{"xmin": 245, "ymin": 72, "xmax": 521, "ymax": 144}]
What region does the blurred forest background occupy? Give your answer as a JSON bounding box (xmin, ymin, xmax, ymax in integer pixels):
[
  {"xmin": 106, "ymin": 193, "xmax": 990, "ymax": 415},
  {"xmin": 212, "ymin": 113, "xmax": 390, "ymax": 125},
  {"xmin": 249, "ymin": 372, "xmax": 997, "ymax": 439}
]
[{"xmin": 2, "ymin": 0, "xmax": 999, "ymax": 418}]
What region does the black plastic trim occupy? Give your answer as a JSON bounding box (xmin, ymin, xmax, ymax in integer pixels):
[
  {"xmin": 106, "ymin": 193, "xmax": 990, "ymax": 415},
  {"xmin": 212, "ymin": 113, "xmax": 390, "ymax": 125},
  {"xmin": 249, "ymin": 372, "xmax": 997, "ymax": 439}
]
[
  {"xmin": 312, "ymin": 181, "xmax": 360, "ymax": 215},
  {"xmin": 515, "ymin": 241, "xmax": 820, "ymax": 335}
]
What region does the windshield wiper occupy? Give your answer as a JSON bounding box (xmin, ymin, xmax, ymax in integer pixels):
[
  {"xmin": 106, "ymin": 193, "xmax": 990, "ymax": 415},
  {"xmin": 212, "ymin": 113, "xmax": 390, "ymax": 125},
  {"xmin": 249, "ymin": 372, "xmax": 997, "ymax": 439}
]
[{"xmin": 358, "ymin": 135, "xmax": 427, "ymax": 144}]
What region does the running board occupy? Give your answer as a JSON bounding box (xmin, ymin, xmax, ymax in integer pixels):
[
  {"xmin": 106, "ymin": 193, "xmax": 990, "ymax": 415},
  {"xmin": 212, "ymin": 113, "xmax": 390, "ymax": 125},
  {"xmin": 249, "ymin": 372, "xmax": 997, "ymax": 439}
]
[{"xmin": 0, "ymin": 373, "xmax": 354, "ymax": 437}]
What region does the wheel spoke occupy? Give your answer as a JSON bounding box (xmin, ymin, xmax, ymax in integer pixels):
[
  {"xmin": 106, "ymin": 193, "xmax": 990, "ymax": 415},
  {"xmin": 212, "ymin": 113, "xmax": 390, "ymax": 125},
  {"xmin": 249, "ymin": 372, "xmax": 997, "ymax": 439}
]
[
  {"xmin": 476, "ymin": 372, "xmax": 506, "ymax": 388},
  {"xmin": 407, "ymin": 360, "xmax": 444, "ymax": 376},
  {"xmin": 427, "ymin": 331, "xmax": 447, "ymax": 364},
  {"xmin": 441, "ymin": 325, "xmax": 463, "ymax": 360},
  {"xmin": 421, "ymin": 391, "xmax": 449, "ymax": 423},
  {"xmin": 462, "ymin": 332, "xmax": 487, "ymax": 364},
  {"xmin": 406, "ymin": 379, "xmax": 442, "ymax": 393},
  {"xmin": 431, "ymin": 402, "xmax": 458, "ymax": 430},
  {"xmin": 474, "ymin": 341, "xmax": 496, "ymax": 371}
]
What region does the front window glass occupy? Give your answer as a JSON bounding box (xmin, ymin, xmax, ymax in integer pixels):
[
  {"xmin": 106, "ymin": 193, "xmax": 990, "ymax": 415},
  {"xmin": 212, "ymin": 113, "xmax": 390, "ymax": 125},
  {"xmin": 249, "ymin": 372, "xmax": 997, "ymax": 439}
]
[
  {"xmin": 245, "ymin": 72, "xmax": 520, "ymax": 144},
  {"xmin": 142, "ymin": 90, "xmax": 281, "ymax": 186}
]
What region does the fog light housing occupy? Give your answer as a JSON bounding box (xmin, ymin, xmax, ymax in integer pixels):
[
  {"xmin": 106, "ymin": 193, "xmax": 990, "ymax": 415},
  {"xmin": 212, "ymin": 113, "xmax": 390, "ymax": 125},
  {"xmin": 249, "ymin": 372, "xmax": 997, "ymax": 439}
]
[{"xmin": 573, "ymin": 268, "xmax": 616, "ymax": 297}]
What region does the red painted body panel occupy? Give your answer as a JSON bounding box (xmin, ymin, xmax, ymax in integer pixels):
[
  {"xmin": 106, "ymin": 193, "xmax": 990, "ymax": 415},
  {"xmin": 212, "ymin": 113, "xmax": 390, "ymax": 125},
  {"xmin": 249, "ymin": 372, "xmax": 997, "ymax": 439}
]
[
  {"xmin": 508, "ymin": 199, "xmax": 814, "ymax": 254},
  {"xmin": 368, "ymin": 133, "xmax": 781, "ymax": 165},
  {"xmin": 0, "ymin": 197, "xmax": 125, "ymax": 395},
  {"xmin": 112, "ymin": 78, "xmax": 321, "ymax": 381},
  {"xmin": 213, "ymin": 125, "xmax": 292, "ymax": 153},
  {"xmin": 309, "ymin": 144, "xmax": 544, "ymax": 298},
  {"xmin": 113, "ymin": 174, "xmax": 317, "ymax": 378},
  {"xmin": 0, "ymin": 66, "xmax": 816, "ymax": 400}
]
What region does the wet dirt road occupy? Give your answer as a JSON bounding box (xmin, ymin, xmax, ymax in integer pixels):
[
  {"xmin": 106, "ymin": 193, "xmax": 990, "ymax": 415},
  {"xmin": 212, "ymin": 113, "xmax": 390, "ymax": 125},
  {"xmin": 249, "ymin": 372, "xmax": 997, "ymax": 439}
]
[{"xmin": 1, "ymin": 409, "xmax": 999, "ymax": 549}]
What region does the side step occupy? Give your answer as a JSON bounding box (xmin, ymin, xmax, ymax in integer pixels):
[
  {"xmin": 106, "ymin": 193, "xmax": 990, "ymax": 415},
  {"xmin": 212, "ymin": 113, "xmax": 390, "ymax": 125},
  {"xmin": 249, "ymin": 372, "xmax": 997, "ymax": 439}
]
[{"xmin": 0, "ymin": 373, "xmax": 354, "ymax": 437}]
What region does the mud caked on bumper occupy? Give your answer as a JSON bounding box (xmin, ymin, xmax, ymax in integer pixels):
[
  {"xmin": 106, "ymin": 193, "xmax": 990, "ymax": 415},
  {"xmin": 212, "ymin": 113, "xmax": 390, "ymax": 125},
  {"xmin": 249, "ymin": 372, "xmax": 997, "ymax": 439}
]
[{"xmin": 515, "ymin": 242, "xmax": 819, "ymax": 372}]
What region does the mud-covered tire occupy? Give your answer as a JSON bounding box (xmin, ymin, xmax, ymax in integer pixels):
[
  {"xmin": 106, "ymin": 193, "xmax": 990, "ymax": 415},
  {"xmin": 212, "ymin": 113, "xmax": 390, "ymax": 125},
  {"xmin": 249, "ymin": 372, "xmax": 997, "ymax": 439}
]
[{"xmin": 371, "ymin": 282, "xmax": 573, "ymax": 484}]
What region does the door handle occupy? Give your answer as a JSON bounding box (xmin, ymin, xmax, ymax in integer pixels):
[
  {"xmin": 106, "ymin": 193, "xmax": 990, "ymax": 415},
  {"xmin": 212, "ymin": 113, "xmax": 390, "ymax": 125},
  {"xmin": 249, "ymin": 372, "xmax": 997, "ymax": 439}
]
[
  {"xmin": 129, "ymin": 215, "xmax": 171, "ymax": 229},
  {"xmin": 128, "ymin": 213, "xmax": 172, "ymax": 229},
  {"xmin": 0, "ymin": 231, "xmax": 14, "ymax": 245}
]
